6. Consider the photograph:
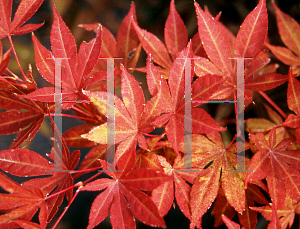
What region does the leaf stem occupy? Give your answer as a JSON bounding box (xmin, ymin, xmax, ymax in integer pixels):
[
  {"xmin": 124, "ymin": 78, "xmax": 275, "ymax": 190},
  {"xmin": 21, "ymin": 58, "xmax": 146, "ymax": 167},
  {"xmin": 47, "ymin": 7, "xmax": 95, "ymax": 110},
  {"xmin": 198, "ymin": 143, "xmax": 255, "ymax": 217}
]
[
  {"xmin": 69, "ymin": 166, "xmax": 102, "ymax": 174},
  {"xmin": 0, "ymin": 76, "xmax": 25, "ymax": 87},
  {"xmin": 225, "ymin": 134, "xmax": 237, "ymax": 149},
  {"xmin": 258, "ymin": 91, "xmax": 287, "ymax": 119},
  {"xmin": 51, "ymin": 185, "xmax": 82, "ymax": 229},
  {"xmin": 44, "ymin": 171, "xmax": 104, "ymax": 201},
  {"xmin": 5, "ymin": 68, "xmax": 25, "ymax": 82},
  {"xmin": 143, "ymin": 133, "xmax": 159, "ymax": 137},
  {"xmin": 82, "ymin": 102, "xmax": 102, "ymax": 121},
  {"xmin": 50, "ymin": 169, "xmax": 105, "ymax": 229},
  {"xmin": 8, "ymin": 35, "xmax": 28, "ymax": 81},
  {"xmin": 44, "ymin": 184, "xmax": 77, "ymax": 201},
  {"xmin": 72, "ymin": 105, "xmax": 96, "ymax": 119},
  {"xmin": 151, "ymin": 146, "xmax": 162, "ymax": 151},
  {"xmin": 81, "ymin": 172, "xmax": 104, "ymax": 186},
  {"xmin": 49, "ymin": 113, "xmax": 97, "ymax": 122}
]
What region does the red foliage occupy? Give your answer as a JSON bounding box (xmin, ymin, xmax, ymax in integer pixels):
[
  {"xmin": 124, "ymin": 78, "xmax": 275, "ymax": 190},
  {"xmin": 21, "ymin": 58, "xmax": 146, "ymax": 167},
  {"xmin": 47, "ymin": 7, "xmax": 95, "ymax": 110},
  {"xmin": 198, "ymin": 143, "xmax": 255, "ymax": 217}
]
[{"xmin": 0, "ymin": 0, "xmax": 299, "ymax": 228}]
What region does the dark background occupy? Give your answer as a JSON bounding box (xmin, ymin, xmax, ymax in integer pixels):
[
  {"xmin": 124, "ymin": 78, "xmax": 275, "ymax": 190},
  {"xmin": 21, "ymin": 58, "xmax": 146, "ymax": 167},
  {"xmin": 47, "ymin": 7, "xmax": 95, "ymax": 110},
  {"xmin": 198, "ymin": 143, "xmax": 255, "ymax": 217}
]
[{"xmin": 1, "ymin": 0, "xmax": 300, "ymax": 228}]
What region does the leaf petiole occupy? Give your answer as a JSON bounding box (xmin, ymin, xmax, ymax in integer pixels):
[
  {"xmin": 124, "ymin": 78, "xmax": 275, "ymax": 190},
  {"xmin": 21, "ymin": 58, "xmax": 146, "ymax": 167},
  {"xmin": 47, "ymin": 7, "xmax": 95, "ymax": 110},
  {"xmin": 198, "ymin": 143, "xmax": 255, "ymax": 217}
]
[{"xmin": 8, "ymin": 35, "xmax": 28, "ymax": 81}]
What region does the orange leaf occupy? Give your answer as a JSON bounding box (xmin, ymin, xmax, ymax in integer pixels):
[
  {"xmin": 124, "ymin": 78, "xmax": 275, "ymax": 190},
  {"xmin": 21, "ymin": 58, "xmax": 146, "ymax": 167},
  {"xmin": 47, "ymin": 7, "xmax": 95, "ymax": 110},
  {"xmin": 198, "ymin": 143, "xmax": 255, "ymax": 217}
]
[
  {"xmin": 287, "ymin": 69, "xmax": 300, "ymax": 116},
  {"xmin": 272, "ymin": 1, "xmax": 300, "ymax": 56},
  {"xmin": 194, "ymin": 2, "xmax": 232, "ymax": 74},
  {"xmin": 164, "ymin": 0, "xmax": 188, "ymax": 59}
]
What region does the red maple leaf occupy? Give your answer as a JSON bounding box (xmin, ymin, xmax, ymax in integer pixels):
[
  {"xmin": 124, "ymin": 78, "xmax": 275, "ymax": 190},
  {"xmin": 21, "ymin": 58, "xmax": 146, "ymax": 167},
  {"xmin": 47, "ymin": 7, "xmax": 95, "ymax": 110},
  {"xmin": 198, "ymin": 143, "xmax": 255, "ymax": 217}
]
[
  {"xmin": 0, "ymin": 90, "xmax": 46, "ymax": 149},
  {"xmin": 245, "ymin": 128, "xmax": 300, "ymax": 211},
  {"xmin": 251, "ymin": 196, "xmax": 300, "ymax": 229},
  {"xmin": 0, "ymin": 0, "xmax": 43, "ymax": 39},
  {"xmin": 82, "ymin": 64, "xmax": 163, "ymax": 162},
  {"xmin": 132, "ymin": 0, "xmax": 207, "ymax": 78},
  {"xmin": 0, "ymin": 41, "xmax": 11, "ymax": 75},
  {"xmin": 0, "ymin": 172, "xmax": 48, "ymax": 228},
  {"xmin": 189, "ymin": 133, "xmax": 247, "ymax": 229},
  {"xmin": 79, "ymin": 2, "xmax": 141, "ymax": 73},
  {"xmin": 212, "ymin": 184, "xmax": 268, "ymax": 229},
  {"xmin": 222, "ymin": 215, "xmax": 245, "ymax": 229},
  {"xmin": 282, "ymin": 69, "xmax": 300, "ymax": 146},
  {"xmin": 80, "ymin": 154, "xmax": 172, "ymax": 229},
  {"xmin": 151, "ymin": 153, "xmax": 204, "ymax": 219},
  {"xmin": 265, "ymin": 1, "xmax": 300, "ymax": 76},
  {"xmin": 22, "ymin": 6, "xmax": 104, "ymax": 109},
  {"xmin": 150, "ymin": 43, "xmax": 226, "ymax": 154},
  {"xmin": 0, "ymin": 117, "xmax": 80, "ymax": 223},
  {"xmin": 194, "ymin": 0, "xmax": 287, "ymax": 102}
]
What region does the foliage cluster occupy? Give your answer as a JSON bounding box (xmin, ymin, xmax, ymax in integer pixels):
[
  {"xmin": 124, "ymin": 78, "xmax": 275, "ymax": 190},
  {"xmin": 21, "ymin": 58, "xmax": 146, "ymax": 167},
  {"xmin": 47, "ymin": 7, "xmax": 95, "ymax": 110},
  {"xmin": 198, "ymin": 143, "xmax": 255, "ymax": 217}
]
[{"xmin": 0, "ymin": 0, "xmax": 300, "ymax": 228}]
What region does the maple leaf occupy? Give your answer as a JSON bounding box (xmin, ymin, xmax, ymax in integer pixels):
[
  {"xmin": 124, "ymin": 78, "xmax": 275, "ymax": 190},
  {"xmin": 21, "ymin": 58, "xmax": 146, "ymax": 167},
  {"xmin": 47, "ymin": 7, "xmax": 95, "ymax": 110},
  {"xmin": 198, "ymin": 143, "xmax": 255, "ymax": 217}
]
[
  {"xmin": 72, "ymin": 144, "xmax": 106, "ymax": 180},
  {"xmin": 63, "ymin": 125, "xmax": 96, "ymax": 148},
  {"xmin": 81, "ymin": 156, "xmax": 172, "ymax": 229},
  {"xmin": 151, "ymin": 153, "xmax": 205, "ymax": 219},
  {"xmin": 222, "ymin": 215, "xmax": 245, "ymax": 229},
  {"xmin": 116, "ymin": 2, "xmax": 141, "ymax": 70},
  {"xmin": 265, "ymin": 1, "xmax": 300, "ymax": 76},
  {"xmin": 41, "ymin": 119, "xmax": 80, "ymax": 222},
  {"xmin": 0, "ymin": 148, "xmax": 53, "ymax": 176},
  {"xmin": 82, "ymin": 64, "xmax": 163, "ymax": 162},
  {"xmin": 212, "ymin": 189, "xmax": 236, "ymax": 228},
  {"xmin": 189, "ymin": 133, "xmax": 246, "ymax": 229},
  {"xmin": 0, "ymin": 0, "xmax": 44, "ymax": 39},
  {"xmin": 246, "ymin": 105, "xmax": 293, "ymax": 147},
  {"xmin": 212, "ymin": 183, "xmax": 268, "ymax": 229},
  {"xmin": 280, "ymin": 69, "xmax": 300, "ymax": 145},
  {"xmin": 194, "ymin": 0, "xmax": 287, "ymax": 102},
  {"xmin": 132, "ymin": 0, "xmax": 206, "ymax": 78},
  {"xmin": 21, "ymin": 6, "xmax": 103, "ymax": 109},
  {"xmin": 164, "ymin": 0, "xmax": 188, "ymax": 60},
  {"xmin": 251, "ymin": 196, "xmax": 300, "ymax": 229},
  {"xmin": 0, "ymin": 91, "xmax": 46, "ymax": 149},
  {"xmin": 0, "ymin": 121, "xmax": 80, "ymax": 223},
  {"xmin": 0, "ymin": 118, "xmax": 81, "ymax": 223},
  {"xmin": 282, "ymin": 69, "xmax": 300, "ymax": 127},
  {"xmin": 79, "ymin": 2, "xmax": 141, "ymax": 73},
  {"xmin": 0, "ymin": 172, "xmax": 48, "ymax": 228},
  {"xmin": 245, "ymin": 128, "xmax": 300, "ymax": 211},
  {"xmin": 150, "ymin": 42, "xmax": 226, "ymax": 154},
  {"xmin": 128, "ymin": 2, "xmax": 226, "ymax": 157}
]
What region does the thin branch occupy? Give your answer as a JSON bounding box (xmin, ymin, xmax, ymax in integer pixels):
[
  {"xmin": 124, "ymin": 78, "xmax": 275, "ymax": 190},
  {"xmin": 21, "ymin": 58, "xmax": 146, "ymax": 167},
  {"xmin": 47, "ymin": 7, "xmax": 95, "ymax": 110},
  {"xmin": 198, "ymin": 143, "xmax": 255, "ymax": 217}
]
[
  {"xmin": 48, "ymin": 113, "xmax": 98, "ymax": 123},
  {"xmin": 259, "ymin": 91, "xmax": 287, "ymax": 119},
  {"xmin": 8, "ymin": 35, "xmax": 28, "ymax": 81}
]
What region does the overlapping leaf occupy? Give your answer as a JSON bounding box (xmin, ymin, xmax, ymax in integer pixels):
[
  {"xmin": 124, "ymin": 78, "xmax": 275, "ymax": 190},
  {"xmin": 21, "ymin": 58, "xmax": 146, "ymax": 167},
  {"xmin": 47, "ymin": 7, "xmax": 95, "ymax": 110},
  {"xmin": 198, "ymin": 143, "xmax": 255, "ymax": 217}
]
[
  {"xmin": 0, "ymin": 172, "xmax": 48, "ymax": 228},
  {"xmin": 194, "ymin": 0, "xmax": 287, "ymax": 102},
  {"xmin": 79, "ymin": 2, "xmax": 141, "ymax": 73},
  {"xmin": 251, "ymin": 196, "xmax": 300, "ymax": 229},
  {"xmin": 189, "ymin": 133, "xmax": 246, "ymax": 229},
  {"xmin": 81, "ymin": 158, "xmax": 172, "ymax": 229},
  {"xmin": 151, "ymin": 153, "xmax": 204, "ymax": 219},
  {"xmin": 132, "ymin": 0, "xmax": 203, "ymax": 77},
  {"xmin": 82, "ymin": 64, "xmax": 163, "ymax": 162},
  {"xmin": 0, "ymin": 0, "xmax": 43, "ymax": 39},
  {"xmin": 0, "ymin": 91, "xmax": 46, "ymax": 149},
  {"xmin": 152, "ymin": 42, "xmax": 225, "ymax": 154},
  {"xmin": 22, "ymin": 6, "xmax": 103, "ymax": 109},
  {"xmin": 245, "ymin": 128, "xmax": 300, "ymax": 211},
  {"xmin": 265, "ymin": 2, "xmax": 300, "ymax": 75},
  {"xmin": 212, "ymin": 183, "xmax": 268, "ymax": 229}
]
